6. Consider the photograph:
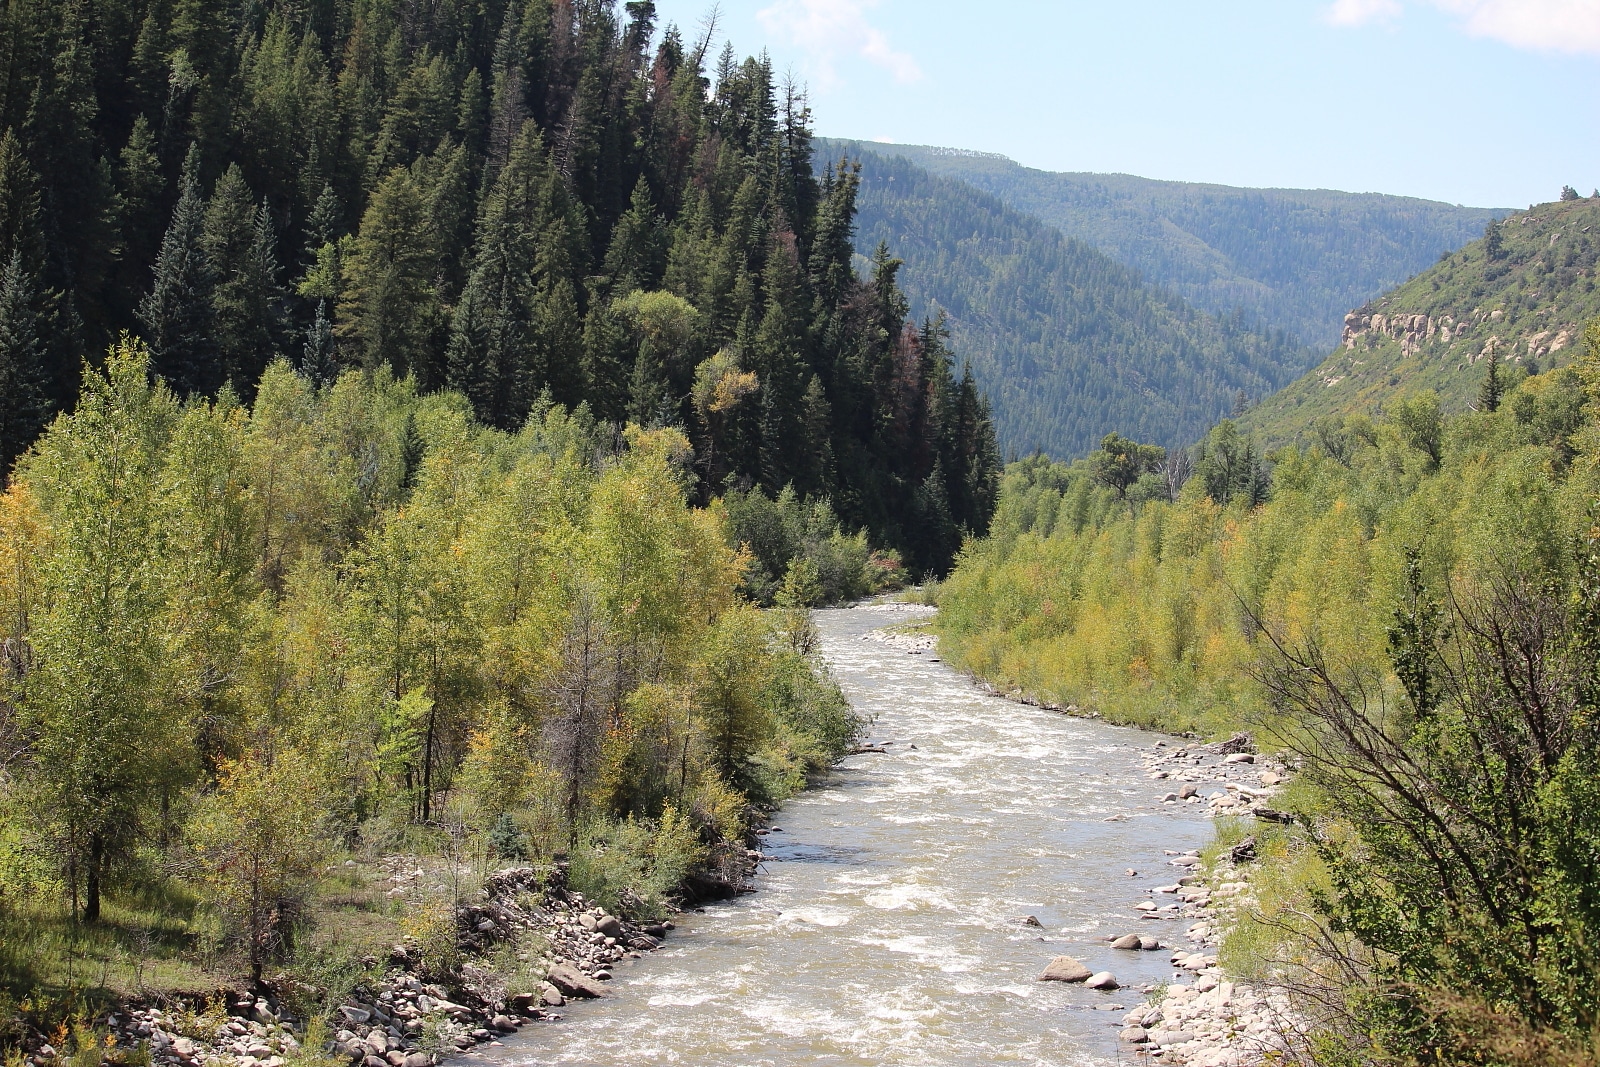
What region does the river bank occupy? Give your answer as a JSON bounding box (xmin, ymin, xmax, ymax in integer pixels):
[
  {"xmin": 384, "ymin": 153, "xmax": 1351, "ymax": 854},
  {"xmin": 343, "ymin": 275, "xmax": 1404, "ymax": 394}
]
[{"xmin": 41, "ymin": 603, "xmax": 1296, "ymax": 1067}]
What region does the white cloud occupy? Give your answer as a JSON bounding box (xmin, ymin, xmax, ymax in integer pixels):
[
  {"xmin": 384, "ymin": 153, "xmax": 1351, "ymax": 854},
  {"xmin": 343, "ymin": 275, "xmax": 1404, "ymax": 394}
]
[
  {"xmin": 1324, "ymin": 0, "xmax": 1402, "ymax": 27},
  {"xmin": 1326, "ymin": 0, "xmax": 1600, "ymax": 54},
  {"xmin": 1428, "ymin": 0, "xmax": 1600, "ymax": 55},
  {"xmin": 757, "ymin": 0, "xmax": 922, "ymax": 88}
]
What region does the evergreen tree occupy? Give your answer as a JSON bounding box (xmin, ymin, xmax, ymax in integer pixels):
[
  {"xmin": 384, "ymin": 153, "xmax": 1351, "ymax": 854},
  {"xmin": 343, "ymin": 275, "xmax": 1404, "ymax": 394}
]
[
  {"xmin": 0, "ymin": 251, "xmax": 52, "ymax": 479},
  {"xmin": 339, "ymin": 166, "xmax": 439, "ymax": 383},
  {"xmin": 205, "ymin": 169, "xmax": 285, "ymax": 394},
  {"xmin": 1478, "ymin": 348, "xmax": 1503, "ymax": 413},
  {"xmin": 302, "ymin": 300, "xmax": 337, "ymax": 385},
  {"xmin": 138, "ymin": 146, "xmax": 221, "ymax": 395}
]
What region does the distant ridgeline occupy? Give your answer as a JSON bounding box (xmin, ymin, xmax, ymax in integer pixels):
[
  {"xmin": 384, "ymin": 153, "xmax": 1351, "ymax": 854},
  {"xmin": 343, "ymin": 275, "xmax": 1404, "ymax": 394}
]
[
  {"xmin": 1241, "ymin": 195, "xmax": 1600, "ymax": 445},
  {"xmin": 0, "ymin": 1, "xmax": 1000, "ymax": 572},
  {"xmin": 821, "ymin": 142, "xmax": 1317, "ymax": 459},
  {"xmin": 845, "ymin": 141, "xmax": 1506, "ymax": 351}
]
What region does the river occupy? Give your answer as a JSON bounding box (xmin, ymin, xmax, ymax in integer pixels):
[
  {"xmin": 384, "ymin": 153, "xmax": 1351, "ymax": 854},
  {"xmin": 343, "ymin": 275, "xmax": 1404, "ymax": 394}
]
[{"xmin": 489, "ymin": 603, "xmax": 1215, "ymax": 1066}]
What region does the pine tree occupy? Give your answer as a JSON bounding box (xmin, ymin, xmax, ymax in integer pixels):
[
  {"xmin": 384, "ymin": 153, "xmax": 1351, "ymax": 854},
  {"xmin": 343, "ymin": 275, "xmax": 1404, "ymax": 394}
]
[
  {"xmin": 0, "ymin": 251, "xmax": 51, "ymax": 479},
  {"xmin": 302, "ymin": 300, "xmax": 337, "ymax": 385},
  {"xmin": 1478, "ymin": 348, "xmax": 1503, "ymax": 413},
  {"xmin": 138, "ymin": 145, "xmax": 221, "ymax": 395},
  {"xmin": 339, "ymin": 166, "xmax": 439, "ymax": 383},
  {"xmin": 205, "ymin": 168, "xmax": 285, "ymax": 393}
]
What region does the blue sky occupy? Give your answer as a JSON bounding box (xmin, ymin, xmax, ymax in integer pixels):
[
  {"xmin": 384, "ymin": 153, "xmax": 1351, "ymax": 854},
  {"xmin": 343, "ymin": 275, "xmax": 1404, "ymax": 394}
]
[{"xmin": 646, "ymin": 0, "xmax": 1600, "ymax": 208}]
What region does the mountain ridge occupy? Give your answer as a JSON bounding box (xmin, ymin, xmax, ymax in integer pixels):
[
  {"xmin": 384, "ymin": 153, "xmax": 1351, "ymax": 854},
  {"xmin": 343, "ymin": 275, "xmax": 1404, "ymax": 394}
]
[
  {"xmin": 1239, "ymin": 195, "xmax": 1600, "ymax": 445},
  {"xmin": 831, "ymin": 146, "xmax": 1318, "ymax": 459},
  {"xmin": 824, "ymin": 140, "xmax": 1507, "ymax": 351}
]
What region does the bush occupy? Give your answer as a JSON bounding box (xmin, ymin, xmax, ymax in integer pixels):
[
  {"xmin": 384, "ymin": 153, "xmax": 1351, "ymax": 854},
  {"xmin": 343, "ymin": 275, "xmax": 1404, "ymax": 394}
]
[{"xmin": 567, "ymin": 808, "xmax": 706, "ymax": 916}]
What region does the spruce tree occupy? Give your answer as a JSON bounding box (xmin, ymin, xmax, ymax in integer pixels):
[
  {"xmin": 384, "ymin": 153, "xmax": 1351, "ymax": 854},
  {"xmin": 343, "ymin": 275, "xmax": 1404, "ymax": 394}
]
[
  {"xmin": 206, "ymin": 168, "xmax": 285, "ymax": 393},
  {"xmin": 302, "ymin": 300, "xmax": 337, "ymax": 385},
  {"xmin": 138, "ymin": 146, "xmax": 221, "ymax": 395},
  {"xmin": 0, "ymin": 251, "xmax": 51, "ymax": 480},
  {"xmin": 1478, "ymin": 348, "xmax": 1503, "ymax": 413}
]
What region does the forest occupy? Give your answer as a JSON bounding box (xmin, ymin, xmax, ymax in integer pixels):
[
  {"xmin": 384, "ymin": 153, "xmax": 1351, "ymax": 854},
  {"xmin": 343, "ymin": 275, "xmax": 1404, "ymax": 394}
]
[
  {"xmin": 0, "ymin": 0, "xmax": 999, "ymax": 577},
  {"xmin": 848, "ymin": 140, "xmax": 1503, "ymax": 352},
  {"xmin": 839, "ymin": 146, "xmax": 1312, "ymax": 458},
  {"xmin": 0, "ymin": 0, "xmax": 1010, "ymax": 1038},
  {"xmin": 937, "ymin": 341, "xmax": 1600, "ymax": 1063}
]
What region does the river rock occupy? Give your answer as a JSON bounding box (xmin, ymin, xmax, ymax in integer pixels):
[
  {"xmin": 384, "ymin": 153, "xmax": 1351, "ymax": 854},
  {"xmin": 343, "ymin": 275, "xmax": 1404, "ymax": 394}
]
[
  {"xmin": 1178, "ymin": 784, "xmax": 1198, "ymax": 799},
  {"xmin": 1038, "ymin": 956, "xmax": 1092, "ymax": 982},
  {"xmin": 1140, "ymin": 936, "xmax": 1162, "ymax": 950},
  {"xmin": 491, "ymin": 1015, "xmax": 516, "ymax": 1032},
  {"xmin": 1110, "ymin": 933, "xmax": 1142, "ymax": 949},
  {"xmin": 547, "ymin": 963, "xmax": 607, "ymax": 998},
  {"xmin": 1224, "ymin": 753, "xmax": 1255, "ymax": 764},
  {"xmin": 578, "ymin": 913, "xmax": 598, "ymax": 931},
  {"xmin": 1119, "ymin": 1026, "xmax": 1149, "ymax": 1043},
  {"xmin": 402, "ymin": 1055, "xmax": 431, "ymax": 1067},
  {"xmin": 365, "ymin": 1032, "xmax": 389, "ymax": 1055},
  {"xmin": 339, "ymin": 1007, "xmax": 371, "ymax": 1026},
  {"xmin": 1085, "ymin": 971, "xmax": 1120, "ymax": 990},
  {"xmin": 539, "ymin": 982, "xmax": 564, "ymax": 1007}
]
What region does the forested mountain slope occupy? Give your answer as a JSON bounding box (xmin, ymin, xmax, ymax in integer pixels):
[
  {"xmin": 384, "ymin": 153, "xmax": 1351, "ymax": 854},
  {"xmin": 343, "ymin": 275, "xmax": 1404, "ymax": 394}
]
[
  {"xmin": 1241, "ymin": 194, "xmax": 1600, "ymax": 445},
  {"xmin": 830, "ymin": 146, "xmax": 1316, "ymax": 458},
  {"xmin": 831, "ymin": 140, "xmax": 1503, "ymax": 350},
  {"xmin": 0, "ymin": 0, "xmax": 997, "ymax": 572}
]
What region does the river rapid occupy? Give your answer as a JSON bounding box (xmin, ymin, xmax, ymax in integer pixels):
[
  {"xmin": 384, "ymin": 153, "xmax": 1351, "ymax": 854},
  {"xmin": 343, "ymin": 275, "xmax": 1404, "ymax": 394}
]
[{"xmin": 489, "ymin": 603, "xmax": 1215, "ymax": 1066}]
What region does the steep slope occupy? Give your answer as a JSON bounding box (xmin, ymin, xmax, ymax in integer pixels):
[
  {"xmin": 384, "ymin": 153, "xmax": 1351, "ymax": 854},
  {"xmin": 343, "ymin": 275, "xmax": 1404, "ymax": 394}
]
[
  {"xmin": 1240, "ymin": 195, "xmax": 1600, "ymax": 445},
  {"xmin": 837, "ymin": 148, "xmax": 1316, "ymax": 458},
  {"xmin": 825, "ymin": 140, "xmax": 1504, "ymax": 350}
]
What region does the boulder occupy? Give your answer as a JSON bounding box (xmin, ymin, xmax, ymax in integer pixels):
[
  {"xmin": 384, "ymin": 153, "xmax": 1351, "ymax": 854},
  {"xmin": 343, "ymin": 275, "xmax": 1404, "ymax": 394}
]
[
  {"xmin": 365, "ymin": 1033, "xmax": 389, "ymax": 1055},
  {"xmin": 508, "ymin": 993, "xmax": 538, "ymax": 1014},
  {"xmin": 1037, "ymin": 956, "xmax": 1093, "ymax": 982},
  {"xmin": 338, "ymin": 1008, "xmax": 371, "ymax": 1026},
  {"xmin": 1119, "ymin": 1026, "xmax": 1149, "ymax": 1043},
  {"xmin": 577, "ymin": 913, "xmax": 598, "ymax": 932},
  {"xmin": 1085, "ymin": 971, "xmax": 1119, "ymax": 990},
  {"xmin": 1178, "ymin": 785, "xmax": 1198, "ymax": 799},
  {"xmin": 490, "ymin": 1015, "xmax": 516, "ymax": 1032},
  {"xmin": 1223, "ymin": 753, "xmax": 1255, "ymax": 764},
  {"xmin": 539, "ymin": 983, "xmax": 564, "ymax": 1008},
  {"xmin": 546, "ymin": 963, "xmax": 606, "ymax": 999},
  {"xmin": 402, "ymin": 1055, "xmax": 432, "ymax": 1067},
  {"xmin": 595, "ymin": 915, "xmax": 624, "ymax": 939},
  {"xmin": 1110, "ymin": 934, "xmax": 1142, "ymax": 950},
  {"xmin": 1139, "ymin": 936, "xmax": 1162, "ymax": 950}
]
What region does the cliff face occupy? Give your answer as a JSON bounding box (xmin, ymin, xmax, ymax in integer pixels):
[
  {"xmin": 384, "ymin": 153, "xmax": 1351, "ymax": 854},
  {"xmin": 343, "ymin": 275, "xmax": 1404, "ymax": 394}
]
[{"xmin": 1241, "ymin": 196, "xmax": 1600, "ymax": 446}]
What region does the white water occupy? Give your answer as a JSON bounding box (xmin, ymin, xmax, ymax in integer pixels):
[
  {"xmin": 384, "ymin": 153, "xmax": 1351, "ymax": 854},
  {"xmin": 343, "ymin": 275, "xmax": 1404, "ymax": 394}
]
[{"xmin": 483, "ymin": 604, "xmax": 1212, "ymax": 1066}]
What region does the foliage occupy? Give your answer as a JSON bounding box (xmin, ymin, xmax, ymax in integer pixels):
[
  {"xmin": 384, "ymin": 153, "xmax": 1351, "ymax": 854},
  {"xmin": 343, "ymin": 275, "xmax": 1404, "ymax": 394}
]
[
  {"xmin": 0, "ymin": 7, "xmax": 999, "ymax": 574},
  {"xmin": 0, "ymin": 340, "xmax": 862, "ymax": 1000}
]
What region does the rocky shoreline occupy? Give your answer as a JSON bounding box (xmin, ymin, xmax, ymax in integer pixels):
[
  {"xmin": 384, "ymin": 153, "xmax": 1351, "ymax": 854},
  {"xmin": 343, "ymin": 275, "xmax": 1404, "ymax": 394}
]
[
  {"xmin": 25, "ymin": 863, "xmax": 709, "ymax": 1067},
  {"xmin": 1037, "ymin": 737, "xmax": 1304, "ymax": 1066}
]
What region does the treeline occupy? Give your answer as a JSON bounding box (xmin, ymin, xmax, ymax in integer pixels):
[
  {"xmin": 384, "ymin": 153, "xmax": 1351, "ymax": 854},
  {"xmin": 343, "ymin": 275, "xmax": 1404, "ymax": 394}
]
[
  {"xmin": 836, "ymin": 146, "xmax": 1312, "ymax": 458},
  {"xmin": 937, "ymin": 351, "xmax": 1600, "ymax": 1063},
  {"xmin": 0, "ymin": 345, "xmax": 879, "ymax": 986},
  {"xmin": 0, "ymin": 0, "xmax": 997, "ymax": 574}
]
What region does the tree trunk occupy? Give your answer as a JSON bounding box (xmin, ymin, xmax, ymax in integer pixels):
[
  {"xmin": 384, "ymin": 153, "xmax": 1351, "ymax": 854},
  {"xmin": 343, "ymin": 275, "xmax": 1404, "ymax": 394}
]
[{"xmin": 85, "ymin": 831, "xmax": 103, "ymax": 922}]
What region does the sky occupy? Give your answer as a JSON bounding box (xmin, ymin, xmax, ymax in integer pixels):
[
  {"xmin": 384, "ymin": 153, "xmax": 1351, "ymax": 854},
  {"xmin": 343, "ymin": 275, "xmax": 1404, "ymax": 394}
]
[{"xmin": 645, "ymin": 0, "xmax": 1600, "ymax": 208}]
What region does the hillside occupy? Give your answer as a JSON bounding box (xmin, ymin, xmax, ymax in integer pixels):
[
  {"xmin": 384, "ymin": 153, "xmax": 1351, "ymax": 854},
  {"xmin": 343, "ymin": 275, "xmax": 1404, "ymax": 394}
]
[
  {"xmin": 827, "ymin": 140, "xmax": 1504, "ymax": 350},
  {"xmin": 836, "ymin": 147, "xmax": 1317, "ymax": 458},
  {"xmin": 1240, "ymin": 195, "xmax": 1600, "ymax": 445}
]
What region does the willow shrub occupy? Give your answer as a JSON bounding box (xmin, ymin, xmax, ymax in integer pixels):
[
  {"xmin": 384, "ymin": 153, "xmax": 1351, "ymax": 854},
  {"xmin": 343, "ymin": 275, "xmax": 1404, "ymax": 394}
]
[{"xmin": 938, "ymin": 370, "xmax": 1600, "ymax": 740}]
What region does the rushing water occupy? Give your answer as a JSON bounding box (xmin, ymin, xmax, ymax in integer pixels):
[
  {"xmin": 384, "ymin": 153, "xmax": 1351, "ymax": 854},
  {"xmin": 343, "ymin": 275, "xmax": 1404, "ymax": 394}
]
[{"xmin": 488, "ymin": 604, "xmax": 1214, "ymax": 1067}]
